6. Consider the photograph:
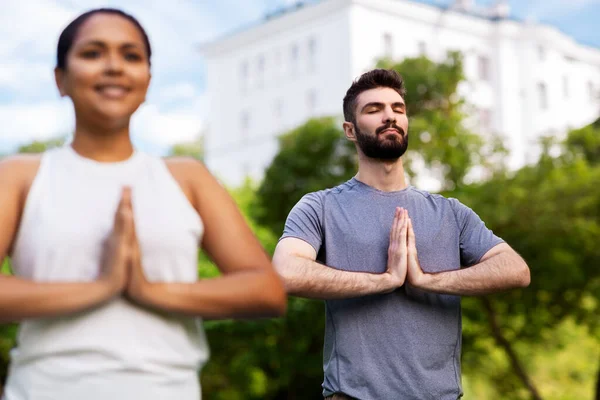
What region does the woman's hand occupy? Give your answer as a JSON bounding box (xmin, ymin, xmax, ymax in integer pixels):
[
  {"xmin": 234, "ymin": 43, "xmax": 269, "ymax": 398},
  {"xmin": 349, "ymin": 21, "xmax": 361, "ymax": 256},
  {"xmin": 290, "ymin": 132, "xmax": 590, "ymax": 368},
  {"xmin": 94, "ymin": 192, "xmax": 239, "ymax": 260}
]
[
  {"xmin": 98, "ymin": 187, "xmax": 134, "ymax": 297},
  {"xmin": 124, "ymin": 216, "xmax": 151, "ymax": 306}
]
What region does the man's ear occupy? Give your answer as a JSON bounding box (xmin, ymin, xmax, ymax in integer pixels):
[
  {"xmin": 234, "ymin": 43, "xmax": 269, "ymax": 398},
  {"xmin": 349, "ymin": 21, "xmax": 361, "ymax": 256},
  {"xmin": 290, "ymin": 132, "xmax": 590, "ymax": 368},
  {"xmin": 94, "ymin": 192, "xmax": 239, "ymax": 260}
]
[
  {"xmin": 54, "ymin": 67, "xmax": 67, "ymax": 97},
  {"xmin": 343, "ymin": 121, "xmax": 357, "ymax": 142}
]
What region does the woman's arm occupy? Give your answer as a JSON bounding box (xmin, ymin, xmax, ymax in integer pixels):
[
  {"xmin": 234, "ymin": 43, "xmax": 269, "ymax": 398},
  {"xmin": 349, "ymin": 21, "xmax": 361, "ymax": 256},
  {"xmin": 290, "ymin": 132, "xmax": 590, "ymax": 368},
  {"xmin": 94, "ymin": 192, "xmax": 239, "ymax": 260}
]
[
  {"xmin": 126, "ymin": 159, "xmax": 286, "ymax": 319},
  {"xmin": 0, "ymin": 157, "xmax": 130, "ymax": 323}
]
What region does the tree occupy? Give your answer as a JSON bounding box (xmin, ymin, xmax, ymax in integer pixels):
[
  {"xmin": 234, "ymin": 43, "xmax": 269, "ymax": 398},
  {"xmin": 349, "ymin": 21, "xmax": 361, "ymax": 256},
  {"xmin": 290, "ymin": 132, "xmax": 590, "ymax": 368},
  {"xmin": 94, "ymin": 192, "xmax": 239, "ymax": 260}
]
[
  {"xmin": 168, "ymin": 135, "xmax": 204, "ymax": 160},
  {"xmin": 200, "ymin": 181, "xmax": 325, "ymax": 399},
  {"xmin": 253, "ymin": 117, "xmax": 356, "ymax": 234},
  {"xmin": 565, "ymin": 117, "xmax": 600, "ymax": 165},
  {"xmin": 456, "ymin": 124, "xmax": 600, "ymax": 399},
  {"xmin": 378, "ymin": 52, "xmax": 507, "ymax": 190},
  {"xmin": 16, "ymin": 137, "xmax": 66, "ymax": 153}
]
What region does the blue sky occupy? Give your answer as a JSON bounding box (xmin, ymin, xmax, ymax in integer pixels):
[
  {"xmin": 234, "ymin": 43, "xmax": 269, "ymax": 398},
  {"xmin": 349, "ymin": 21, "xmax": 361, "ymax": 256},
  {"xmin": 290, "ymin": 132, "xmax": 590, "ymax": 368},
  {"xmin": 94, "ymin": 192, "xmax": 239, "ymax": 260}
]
[{"xmin": 1, "ymin": 0, "xmax": 598, "ymax": 155}]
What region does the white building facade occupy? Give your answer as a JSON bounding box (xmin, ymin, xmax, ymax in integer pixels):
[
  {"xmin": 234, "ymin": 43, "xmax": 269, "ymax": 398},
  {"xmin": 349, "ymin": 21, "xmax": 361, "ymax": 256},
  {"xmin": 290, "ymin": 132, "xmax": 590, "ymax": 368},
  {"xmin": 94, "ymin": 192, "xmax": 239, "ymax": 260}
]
[{"xmin": 201, "ymin": 0, "xmax": 600, "ymax": 186}]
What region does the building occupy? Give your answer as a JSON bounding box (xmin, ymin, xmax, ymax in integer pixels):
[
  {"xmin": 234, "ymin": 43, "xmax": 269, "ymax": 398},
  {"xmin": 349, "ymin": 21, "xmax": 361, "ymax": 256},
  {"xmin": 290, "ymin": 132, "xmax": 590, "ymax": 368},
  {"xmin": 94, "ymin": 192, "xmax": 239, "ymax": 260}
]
[{"xmin": 201, "ymin": 0, "xmax": 600, "ymax": 187}]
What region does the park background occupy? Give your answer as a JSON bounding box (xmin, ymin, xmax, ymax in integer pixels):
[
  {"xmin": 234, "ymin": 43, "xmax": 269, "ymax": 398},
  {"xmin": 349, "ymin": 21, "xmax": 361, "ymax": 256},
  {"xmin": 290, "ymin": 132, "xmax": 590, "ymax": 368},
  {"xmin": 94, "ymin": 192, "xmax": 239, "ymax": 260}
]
[{"xmin": 1, "ymin": 0, "xmax": 599, "ymax": 399}]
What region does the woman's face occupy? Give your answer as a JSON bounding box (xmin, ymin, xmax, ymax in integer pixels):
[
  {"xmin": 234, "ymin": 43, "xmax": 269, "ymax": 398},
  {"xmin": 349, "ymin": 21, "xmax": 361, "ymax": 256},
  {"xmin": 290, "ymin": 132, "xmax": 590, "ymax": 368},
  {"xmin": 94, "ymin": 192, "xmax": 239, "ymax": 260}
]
[{"xmin": 55, "ymin": 13, "xmax": 151, "ymax": 128}]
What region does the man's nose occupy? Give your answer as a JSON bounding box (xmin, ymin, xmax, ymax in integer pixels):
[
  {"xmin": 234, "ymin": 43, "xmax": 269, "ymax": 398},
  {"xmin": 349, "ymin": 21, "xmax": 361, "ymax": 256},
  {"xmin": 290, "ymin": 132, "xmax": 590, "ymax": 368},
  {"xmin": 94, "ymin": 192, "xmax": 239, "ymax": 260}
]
[{"xmin": 382, "ymin": 106, "xmax": 396, "ymax": 123}]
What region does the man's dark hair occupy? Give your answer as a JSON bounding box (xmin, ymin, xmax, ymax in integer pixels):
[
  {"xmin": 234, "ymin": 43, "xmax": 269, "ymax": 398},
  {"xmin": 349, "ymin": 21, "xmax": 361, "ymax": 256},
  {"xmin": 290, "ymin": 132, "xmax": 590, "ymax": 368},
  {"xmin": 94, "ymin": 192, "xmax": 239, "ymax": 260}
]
[
  {"xmin": 343, "ymin": 69, "xmax": 406, "ymax": 123},
  {"xmin": 56, "ymin": 8, "xmax": 152, "ymax": 70}
]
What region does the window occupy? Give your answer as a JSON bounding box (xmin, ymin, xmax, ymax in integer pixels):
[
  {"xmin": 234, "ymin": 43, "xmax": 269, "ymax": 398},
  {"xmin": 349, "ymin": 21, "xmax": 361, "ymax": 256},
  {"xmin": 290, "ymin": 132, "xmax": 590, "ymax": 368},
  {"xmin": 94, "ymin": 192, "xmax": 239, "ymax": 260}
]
[
  {"xmin": 538, "ymin": 83, "xmax": 548, "ymax": 110},
  {"xmin": 538, "ymin": 45, "xmax": 545, "ymax": 61},
  {"xmin": 240, "ymin": 61, "xmax": 248, "ymax": 92},
  {"xmin": 256, "ymin": 54, "xmax": 265, "ymax": 88},
  {"xmin": 274, "ymin": 98, "xmax": 284, "ymax": 120},
  {"xmin": 274, "ymin": 49, "xmax": 282, "ymax": 80},
  {"xmin": 563, "ymin": 76, "xmax": 569, "ymax": 98},
  {"xmin": 307, "ymin": 89, "xmax": 317, "ymax": 114},
  {"xmin": 290, "ymin": 43, "xmax": 299, "ymax": 75},
  {"xmin": 308, "ymin": 37, "xmax": 317, "ymax": 72},
  {"xmin": 478, "ymin": 55, "xmax": 490, "ymax": 81},
  {"xmin": 240, "ymin": 111, "xmax": 250, "ymax": 141},
  {"xmin": 383, "ymin": 33, "xmax": 393, "ymax": 58},
  {"xmin": 418, "ymin": 41, "xmax": 427, "ymax": 56}
]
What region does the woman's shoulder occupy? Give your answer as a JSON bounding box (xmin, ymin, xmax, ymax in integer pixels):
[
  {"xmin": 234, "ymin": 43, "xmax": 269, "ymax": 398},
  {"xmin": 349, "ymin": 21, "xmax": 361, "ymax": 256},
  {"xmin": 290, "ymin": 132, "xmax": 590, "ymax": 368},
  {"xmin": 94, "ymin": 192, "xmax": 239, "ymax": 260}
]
[
  {"xmin": 0, "ymin": 154, "xmax": 43, "ymax": 187},
  {"xmin": 162, "ymin": 156, "xmax": 210, "ymax": 182}
]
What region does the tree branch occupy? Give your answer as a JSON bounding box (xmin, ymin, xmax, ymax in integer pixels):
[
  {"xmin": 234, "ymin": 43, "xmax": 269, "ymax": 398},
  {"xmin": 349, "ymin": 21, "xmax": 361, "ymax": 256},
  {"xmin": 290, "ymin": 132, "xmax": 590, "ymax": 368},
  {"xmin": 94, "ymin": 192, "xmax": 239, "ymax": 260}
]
[{"xmin": 480, "ymin": 297, "xmax": 543, "ymax": 400}]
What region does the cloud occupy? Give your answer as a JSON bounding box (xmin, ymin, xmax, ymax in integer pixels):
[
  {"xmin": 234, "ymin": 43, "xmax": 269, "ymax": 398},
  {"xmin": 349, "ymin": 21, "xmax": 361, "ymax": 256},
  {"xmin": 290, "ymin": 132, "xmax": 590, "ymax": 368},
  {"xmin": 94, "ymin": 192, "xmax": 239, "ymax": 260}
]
[
  {"xmin": 0, "ymin": 100, "xmax": 73, "ymax": 142},
  {"xmin": 0, "ymin": 0, "xmax": 74, "ymax": 58},
  {"xmin": 0, "ymin": 0, "xmax": 273, "ymax": 152},
  {"xmin": 0, "ymin": 92, "xmax": 206, "ymax": 152},
  {"xmin": 0, "ymin": 61, "xmax": 55, "ymax": 97},
  {"xmin": 132, "ymin": 94, "xmax": 206, "ymax": 147},
  {"xmin": 155, "ymin": 82, "xmax": 198, "ymax": 104}
]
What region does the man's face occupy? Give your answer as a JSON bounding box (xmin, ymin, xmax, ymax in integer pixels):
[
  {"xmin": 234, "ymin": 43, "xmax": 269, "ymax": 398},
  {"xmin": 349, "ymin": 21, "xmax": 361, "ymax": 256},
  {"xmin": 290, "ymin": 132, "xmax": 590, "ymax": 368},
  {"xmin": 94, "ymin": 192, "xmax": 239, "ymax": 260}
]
[{"xmin": 350, "ymin": 87, "xmax": 409, "ymax": 160}]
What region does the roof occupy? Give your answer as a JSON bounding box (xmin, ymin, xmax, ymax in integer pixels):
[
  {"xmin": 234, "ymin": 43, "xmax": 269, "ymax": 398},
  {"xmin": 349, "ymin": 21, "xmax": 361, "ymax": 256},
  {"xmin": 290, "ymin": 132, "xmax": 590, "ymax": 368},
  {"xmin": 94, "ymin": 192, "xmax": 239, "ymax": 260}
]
[{"xmin": 199, "ymin": 0, "xmax": 600, "ymax": 57}]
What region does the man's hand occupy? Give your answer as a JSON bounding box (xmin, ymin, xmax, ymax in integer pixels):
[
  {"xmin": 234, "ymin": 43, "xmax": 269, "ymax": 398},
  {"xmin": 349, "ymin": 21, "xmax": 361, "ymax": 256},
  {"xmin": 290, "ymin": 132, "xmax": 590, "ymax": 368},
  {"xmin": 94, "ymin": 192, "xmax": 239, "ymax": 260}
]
[
  {"xmin": 385, "ymin": 207, "xmax": 408, "ymax": 290},
  {"xmin": 406, "ymin": 216, "xmax": 429, "ymax": 289}
]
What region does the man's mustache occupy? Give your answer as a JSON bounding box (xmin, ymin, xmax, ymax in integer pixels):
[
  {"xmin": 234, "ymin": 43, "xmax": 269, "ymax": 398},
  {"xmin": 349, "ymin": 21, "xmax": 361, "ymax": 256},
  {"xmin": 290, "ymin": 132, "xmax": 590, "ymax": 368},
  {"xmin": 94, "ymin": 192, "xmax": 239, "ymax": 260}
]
[{"xmin": 376, "ymin": 122, "xmax": 405, "ymax": 136}]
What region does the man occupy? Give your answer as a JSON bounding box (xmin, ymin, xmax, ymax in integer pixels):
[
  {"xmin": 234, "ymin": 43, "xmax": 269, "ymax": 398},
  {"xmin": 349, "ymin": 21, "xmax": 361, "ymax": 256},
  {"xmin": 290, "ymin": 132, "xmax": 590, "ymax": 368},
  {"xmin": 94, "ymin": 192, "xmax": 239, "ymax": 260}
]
[{"xmin": 272, "ymin": 69, "xmax": 530, "ymax": 399}]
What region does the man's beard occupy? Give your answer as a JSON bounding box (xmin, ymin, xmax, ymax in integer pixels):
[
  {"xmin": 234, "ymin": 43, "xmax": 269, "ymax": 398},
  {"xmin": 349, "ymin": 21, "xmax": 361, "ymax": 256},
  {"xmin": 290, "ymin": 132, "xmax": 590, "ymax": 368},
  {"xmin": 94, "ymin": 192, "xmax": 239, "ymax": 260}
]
[{"xmin": 354, "ymin": 120, "xmax": 409, "ymax": 160}]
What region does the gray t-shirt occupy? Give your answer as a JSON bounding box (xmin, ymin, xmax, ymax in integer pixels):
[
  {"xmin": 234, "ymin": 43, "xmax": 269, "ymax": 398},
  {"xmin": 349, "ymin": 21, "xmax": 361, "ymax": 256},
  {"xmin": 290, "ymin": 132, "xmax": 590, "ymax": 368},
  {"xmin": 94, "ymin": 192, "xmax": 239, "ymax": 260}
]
[{"xmin": 281, "ymin": 178, "xmax": 504, "ymax": 400}]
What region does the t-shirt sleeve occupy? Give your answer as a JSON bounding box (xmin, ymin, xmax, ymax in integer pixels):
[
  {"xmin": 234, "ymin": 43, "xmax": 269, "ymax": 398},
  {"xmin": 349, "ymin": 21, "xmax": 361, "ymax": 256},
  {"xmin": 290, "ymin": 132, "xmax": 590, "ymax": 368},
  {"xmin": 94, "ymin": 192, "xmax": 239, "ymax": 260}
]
[
  {"xmin": 449, "ymin": 198, "xmax": 504, "ymax": 266},
  {"xmin": 280, "ymin": 191, "xmax": 324, "ymax": 254}
]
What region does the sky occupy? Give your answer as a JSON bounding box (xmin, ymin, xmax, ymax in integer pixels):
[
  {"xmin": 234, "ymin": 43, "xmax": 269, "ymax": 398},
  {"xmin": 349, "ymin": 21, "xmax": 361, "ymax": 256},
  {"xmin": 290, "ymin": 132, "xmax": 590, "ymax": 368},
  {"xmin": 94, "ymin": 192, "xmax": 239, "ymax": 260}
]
[{"xmin": 1, "ymin": 0, "xmax": 599, "ymax": 156}]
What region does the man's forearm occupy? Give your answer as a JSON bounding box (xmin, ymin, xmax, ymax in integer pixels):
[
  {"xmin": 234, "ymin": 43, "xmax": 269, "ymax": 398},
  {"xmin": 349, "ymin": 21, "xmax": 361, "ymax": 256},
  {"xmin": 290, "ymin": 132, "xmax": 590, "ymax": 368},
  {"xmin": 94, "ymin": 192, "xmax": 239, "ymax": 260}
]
[
  {"xmin": 276, "ymin": 256, "xmax": 397, "ymax": 300},
  {"xmin": 0, "ymin": 276, "xmax": 117, "ymax": 323},
  {"xmin": 416, "ymin": 251, "xmax": 530, "ymax": 296}
]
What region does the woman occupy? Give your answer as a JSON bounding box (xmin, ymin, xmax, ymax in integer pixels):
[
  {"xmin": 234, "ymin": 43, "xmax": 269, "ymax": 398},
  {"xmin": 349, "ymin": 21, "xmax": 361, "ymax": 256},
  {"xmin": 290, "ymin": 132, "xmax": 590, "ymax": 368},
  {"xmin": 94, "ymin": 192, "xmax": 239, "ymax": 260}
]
[{"xmin": 0, "ymin": 8, "xmax": 286, "ymax": 400}]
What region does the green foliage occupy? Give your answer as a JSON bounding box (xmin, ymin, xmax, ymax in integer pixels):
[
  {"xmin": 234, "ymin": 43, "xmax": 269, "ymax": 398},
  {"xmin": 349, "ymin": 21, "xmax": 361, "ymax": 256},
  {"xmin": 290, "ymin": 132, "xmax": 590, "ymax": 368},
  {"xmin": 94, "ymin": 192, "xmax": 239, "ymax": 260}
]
[
  {"xmin": 200, "ymin": 180, "xmax": 325, "ymax": 399},
  {"xmin": 564, "ymin": 117, "xmax": 600, "ymax": 165},
  {"xmin": 455, "ymin": 121, "xmax": 600, "ymax": 398},
  {"xmin": 0, "ymin": 259, "xmax": 15, "ymax": 388},
  {"xmin": 378, "ymin": 52, "xmax": 465, "ymax": 117},
  {"xmin": 254, "ymin": 117, "xmax": 356, "ymax": 234},
  {"xmin": 457, "ymin": 149, "xmax": 600, "ymax": 337},
  {"xmin": 17, "ymin": 137, "xmax": 66, "ymax": 153},
  {"xmin": 0, "ymin": 259, "xmax": 11, "ymax": 275},
  {"xmin": 201, "ymin": 298, "xmax": 325, "ymax": 400},
  {"xmin": 168, "ymin": 136, "xmax": 204, "ymax": 160},
  {"xmin": 379, "ymin": 52, "xmax": 508, "ymax": 190},
  {"xmin": 462, "ymin": 318, "xmax": 600, "ymax": 400}
]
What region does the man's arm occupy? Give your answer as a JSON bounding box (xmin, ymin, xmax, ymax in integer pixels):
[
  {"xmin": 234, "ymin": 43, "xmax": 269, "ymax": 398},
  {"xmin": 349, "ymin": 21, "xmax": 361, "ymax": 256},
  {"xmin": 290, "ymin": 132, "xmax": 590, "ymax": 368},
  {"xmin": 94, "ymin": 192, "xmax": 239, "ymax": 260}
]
[
  {"xmin": 407, "ymin": 217, "xmax": 530, "ymax": 296},
  {"xmin": 273, "ymin": 208, "xmax": 410, "ymax": 300}
]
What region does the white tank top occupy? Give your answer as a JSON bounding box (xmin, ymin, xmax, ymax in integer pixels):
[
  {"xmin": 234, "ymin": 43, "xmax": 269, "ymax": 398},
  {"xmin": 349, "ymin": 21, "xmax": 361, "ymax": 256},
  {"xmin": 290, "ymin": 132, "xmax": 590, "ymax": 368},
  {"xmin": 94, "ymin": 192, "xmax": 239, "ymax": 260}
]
[{"xmin": 4, "ymin": 146, "xmax": 209, "ymax": 400}]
